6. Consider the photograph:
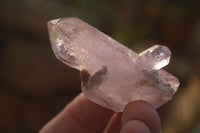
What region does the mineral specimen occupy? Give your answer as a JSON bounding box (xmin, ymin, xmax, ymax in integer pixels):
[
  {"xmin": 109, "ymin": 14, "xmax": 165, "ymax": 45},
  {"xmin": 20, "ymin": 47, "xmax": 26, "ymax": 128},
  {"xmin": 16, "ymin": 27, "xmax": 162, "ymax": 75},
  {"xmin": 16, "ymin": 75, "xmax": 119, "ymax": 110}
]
[{"xmin": 47, "ymin": 17, "xmax": 180, "ymax": 112}]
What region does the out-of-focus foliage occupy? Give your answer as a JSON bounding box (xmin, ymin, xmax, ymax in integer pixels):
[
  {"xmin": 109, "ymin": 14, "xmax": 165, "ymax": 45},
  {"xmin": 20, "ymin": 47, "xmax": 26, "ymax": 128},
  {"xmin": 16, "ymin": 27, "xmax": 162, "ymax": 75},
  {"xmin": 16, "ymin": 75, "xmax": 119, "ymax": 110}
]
[{"xmin": 0, "ymin": 0, "xmax": 200, "ymax": 132}]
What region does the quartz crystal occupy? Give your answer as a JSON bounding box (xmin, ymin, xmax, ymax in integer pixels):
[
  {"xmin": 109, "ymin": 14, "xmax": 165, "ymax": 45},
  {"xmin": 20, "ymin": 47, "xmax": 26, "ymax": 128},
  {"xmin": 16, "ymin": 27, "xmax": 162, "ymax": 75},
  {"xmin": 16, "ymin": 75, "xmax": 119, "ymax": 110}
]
[{"xmin": 47, "ymin": 17, "xmax": 180, "ymax": 112}]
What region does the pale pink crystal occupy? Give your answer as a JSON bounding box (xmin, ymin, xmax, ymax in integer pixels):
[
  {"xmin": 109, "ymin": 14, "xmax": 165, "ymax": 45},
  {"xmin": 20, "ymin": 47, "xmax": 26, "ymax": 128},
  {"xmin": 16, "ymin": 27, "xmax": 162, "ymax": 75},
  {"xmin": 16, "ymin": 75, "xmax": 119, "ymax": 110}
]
[{"xmin": 47, "ymin": 17, "xmax": 180, "ymax": 112}]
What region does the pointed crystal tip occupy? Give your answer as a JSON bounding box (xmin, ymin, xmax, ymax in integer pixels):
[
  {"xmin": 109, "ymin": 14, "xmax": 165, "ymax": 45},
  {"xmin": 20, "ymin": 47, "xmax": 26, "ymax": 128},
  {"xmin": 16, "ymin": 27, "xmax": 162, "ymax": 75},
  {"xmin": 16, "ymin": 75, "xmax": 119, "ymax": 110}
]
[
  {"xmin": 49, "ymin": 18, "xmax": 60, "ymax": 24},
  {"xmin": 137, "ymin": 45, "xmax": 171, "ymax": 71}
]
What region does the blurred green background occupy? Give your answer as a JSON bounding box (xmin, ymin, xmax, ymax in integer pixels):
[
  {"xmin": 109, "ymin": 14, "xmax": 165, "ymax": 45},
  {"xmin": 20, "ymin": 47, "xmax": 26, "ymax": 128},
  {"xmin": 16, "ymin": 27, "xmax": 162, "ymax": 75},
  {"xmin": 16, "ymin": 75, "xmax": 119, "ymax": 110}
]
[{"xmin": 0, "ymin": 0, "xmax": 200, "ymax": 133}]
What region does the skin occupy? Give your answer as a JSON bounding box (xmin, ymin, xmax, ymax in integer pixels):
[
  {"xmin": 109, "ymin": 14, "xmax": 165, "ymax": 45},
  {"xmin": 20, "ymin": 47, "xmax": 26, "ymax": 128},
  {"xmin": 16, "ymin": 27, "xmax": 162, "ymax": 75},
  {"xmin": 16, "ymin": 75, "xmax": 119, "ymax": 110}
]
[{"xmin": 39, "ymin": 93, "xmax": 161, "ymax": 133}]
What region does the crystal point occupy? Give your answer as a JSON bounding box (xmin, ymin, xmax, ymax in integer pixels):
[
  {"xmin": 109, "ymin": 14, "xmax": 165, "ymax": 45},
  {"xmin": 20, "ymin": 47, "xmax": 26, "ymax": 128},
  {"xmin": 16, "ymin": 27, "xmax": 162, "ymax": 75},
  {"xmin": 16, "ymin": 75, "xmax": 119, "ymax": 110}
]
[
  {"xmin": 137, "ymin": 45, "xmax": 171, "ymax": 71},
  {"xmin": 47, "ymin": 17, "xmax": 180, "ymax": 112}
]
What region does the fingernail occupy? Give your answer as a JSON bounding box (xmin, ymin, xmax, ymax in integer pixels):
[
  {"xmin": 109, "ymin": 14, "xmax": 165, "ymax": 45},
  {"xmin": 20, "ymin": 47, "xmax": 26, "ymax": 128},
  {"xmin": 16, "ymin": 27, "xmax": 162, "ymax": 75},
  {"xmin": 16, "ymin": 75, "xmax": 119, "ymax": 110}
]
[{"xmin": 120, "ymin": 120, "xmax": 151, "ymax": 133}]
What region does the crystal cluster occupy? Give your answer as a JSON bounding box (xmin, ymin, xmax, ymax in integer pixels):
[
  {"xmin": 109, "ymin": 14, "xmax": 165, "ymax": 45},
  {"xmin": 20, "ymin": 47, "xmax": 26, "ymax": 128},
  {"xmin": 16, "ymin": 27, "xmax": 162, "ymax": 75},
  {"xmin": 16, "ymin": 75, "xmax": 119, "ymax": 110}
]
[{"xmin": 47, "ymin": 17, "xmax": 180, "ymax": 112}]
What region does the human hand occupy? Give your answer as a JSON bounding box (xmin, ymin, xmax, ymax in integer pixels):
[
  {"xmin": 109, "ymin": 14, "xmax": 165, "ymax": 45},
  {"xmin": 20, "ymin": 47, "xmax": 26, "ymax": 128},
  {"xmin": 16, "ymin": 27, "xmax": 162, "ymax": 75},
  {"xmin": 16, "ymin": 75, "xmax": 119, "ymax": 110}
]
[{"xmin": 39, "ymin": 93, "xmax": 161, "ymax": 133}]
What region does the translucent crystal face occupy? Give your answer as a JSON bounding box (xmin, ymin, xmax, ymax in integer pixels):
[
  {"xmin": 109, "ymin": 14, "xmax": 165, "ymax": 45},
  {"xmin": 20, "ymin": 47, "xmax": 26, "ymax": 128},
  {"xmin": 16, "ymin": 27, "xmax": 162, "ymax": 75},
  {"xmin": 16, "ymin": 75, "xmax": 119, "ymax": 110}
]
[{"xmin": 47, "ymin": 17, "xmax": 180, "ymax": 112}]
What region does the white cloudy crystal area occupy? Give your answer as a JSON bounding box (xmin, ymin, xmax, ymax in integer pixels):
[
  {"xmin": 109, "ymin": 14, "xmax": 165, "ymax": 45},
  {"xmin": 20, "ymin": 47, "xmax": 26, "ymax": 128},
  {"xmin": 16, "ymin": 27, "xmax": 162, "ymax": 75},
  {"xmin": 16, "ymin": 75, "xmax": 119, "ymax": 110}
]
[{"xmin": 47, "ymin": 17, "xmax": 180, "ymax": 112}]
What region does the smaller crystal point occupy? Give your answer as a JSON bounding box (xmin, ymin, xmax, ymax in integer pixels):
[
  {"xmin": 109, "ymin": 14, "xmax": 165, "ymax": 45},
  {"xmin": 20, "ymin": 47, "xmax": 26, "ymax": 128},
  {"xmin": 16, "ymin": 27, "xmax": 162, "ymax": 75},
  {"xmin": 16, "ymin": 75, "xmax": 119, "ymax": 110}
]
[{"xmin": 137, "ymin": 45, "xmax": 171, "ymax": 71}]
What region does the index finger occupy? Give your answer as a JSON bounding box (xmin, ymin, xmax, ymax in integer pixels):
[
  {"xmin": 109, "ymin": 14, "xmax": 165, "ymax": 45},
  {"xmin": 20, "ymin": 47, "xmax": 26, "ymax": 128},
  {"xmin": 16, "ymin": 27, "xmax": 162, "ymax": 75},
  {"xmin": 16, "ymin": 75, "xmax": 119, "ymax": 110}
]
[{"xmin": 39, "ymin": 93, "xmax": 114, "ymax": 133}]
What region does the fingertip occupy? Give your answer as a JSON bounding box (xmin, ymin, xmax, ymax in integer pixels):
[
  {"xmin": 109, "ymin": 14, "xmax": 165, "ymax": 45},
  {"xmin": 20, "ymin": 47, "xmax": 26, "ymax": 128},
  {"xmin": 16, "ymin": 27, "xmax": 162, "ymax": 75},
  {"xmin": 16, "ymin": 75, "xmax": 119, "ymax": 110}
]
[
  {"xmin": 120, "ymin": 120, "xmax": 151, "ymax": 133},
  {"xmin": 121, "ymin": 100, "xmax": 161, "ymax": 133}
]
